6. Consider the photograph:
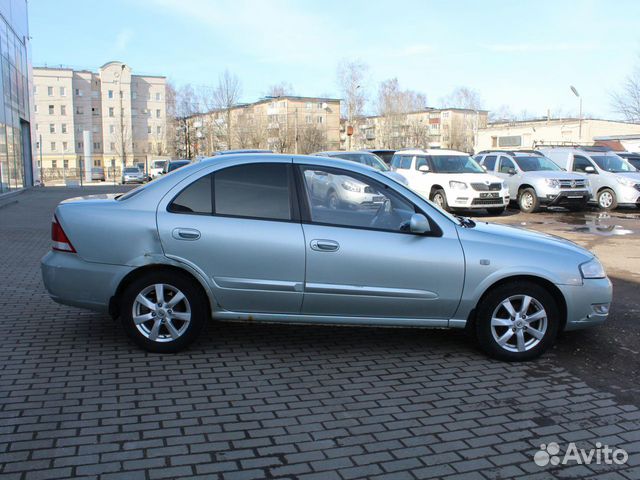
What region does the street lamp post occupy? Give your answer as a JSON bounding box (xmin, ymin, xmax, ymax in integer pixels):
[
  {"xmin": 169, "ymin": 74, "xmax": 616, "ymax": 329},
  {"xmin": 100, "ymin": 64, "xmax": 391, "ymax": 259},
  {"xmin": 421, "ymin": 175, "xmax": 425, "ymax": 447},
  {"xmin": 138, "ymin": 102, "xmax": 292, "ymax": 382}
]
[{"xmin": 570, "ymin": 85, "xmax": 582, "ymax": 141}]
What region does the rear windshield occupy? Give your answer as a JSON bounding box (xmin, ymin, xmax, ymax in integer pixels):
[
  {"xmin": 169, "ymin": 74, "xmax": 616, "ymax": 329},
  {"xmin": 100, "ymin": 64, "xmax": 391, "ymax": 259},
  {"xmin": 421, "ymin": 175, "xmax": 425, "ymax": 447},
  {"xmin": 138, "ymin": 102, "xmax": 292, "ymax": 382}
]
[{"xmin": 514, "ymin": 156, "xmax": 561, "ymax": 172}]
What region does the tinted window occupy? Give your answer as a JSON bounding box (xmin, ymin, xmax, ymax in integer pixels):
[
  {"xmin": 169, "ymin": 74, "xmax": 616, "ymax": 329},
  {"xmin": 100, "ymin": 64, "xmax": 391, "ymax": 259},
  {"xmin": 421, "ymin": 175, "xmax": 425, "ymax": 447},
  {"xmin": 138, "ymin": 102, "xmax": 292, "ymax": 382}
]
[
  {"xmin": 399, "ymin": 156, "xmax": 412, "ymax": 169},
  {"xmin": 391, "ymin": 155, "xmax": 401, "ymax": 169},
  {"xmin": 300, "ymin": 166, "xmax": 415, "ymax": 232},
  {"xmin": 415, "ymin": 156, "xmax": 429, "ymax": 170},
  {"xmin": 168, "ymin": 175, "xmax": 212, "ymax": 214},
  {"xmin": 483, "ymin": 155, "xmax": 497, "ymax": 171},
  {"xmin": 573, "ymin": 155, "xmax": 594, "ymax": 173},
  {"xmin": 499, "ymin": 157, "xmax": 516, "ymax": 173},
  {"xmin": 214, "ymin": 163, "xmax": 291, "ymax": 220}
]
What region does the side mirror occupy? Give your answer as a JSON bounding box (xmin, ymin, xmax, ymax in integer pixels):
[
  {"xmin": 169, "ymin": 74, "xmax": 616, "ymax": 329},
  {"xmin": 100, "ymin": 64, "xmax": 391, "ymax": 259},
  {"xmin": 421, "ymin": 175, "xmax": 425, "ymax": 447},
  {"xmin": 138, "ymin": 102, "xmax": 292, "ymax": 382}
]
[
  {"xmin": 418, "ymin": 165, "xmax": 429, "ymax": 173},
  {"xmin": 409, "ymin": 213, "xmax": 430, "ymax": 234},
  {"xmin": 585, "ymin": 166, "xmax": 596, "ymax": 174},
  {"xmin": 507, "ymin": 167, "xmax": 516, "ymax": 175}
]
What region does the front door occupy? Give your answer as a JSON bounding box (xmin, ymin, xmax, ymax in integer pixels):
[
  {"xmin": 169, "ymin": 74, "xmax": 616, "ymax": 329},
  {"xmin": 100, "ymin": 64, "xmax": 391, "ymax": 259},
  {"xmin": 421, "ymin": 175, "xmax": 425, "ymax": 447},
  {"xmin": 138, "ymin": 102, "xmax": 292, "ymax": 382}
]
[
  {"xmin": 496, "ymin": 156, "xmax": 519, "ymax": 198},
  {"xmin": 157, "ymin": 161, "xmax": 305, "ymax": 314},
  {"xmin": 296, "ymin": 163, "xmax": 465, "ymax": 320}
]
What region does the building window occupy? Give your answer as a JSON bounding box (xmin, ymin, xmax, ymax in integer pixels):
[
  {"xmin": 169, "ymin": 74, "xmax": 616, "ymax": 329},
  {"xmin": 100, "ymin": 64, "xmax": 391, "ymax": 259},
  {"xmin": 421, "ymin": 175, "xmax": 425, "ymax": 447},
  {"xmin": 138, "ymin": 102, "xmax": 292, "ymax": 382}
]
[
  {"xmin": 92, "ymin": 107, "xmax": 99, "ymax": 115},
  {"xmin": 60, "ymin": 87, "xmax": 66, "ymax": 96},
  {"xmin": 76, "ymin": 106, "xmax": 83, "ymax": 115},
  {"xmin": 51, "ymin": 141, "xmax": 56, "ymax": 151},
  {"xmin": 156, "ymin": 109, "xmax": 161, "ymax": 118},
  {"xmin": 61, "ymin": 124, "xmax": 67, "ymax": 134},
  {"xmin": 52, "ymin": 160, "xmax": 57, "ymax": 168},
  {"xmin": 94, "ymin": 159, "xmax": 102, "ymax": 167},
  {"xmin": 48, "ymin": 105, "xmax": 54, "ymax": 115},
  {"xmin": 60, "ymin": 105, "xmax": 66, "ymax": 116},
  {"xmin": 306, "ymin": 102, "xmax": 312, "ymax": 109},
  {"xmin": 63, "ymin": 159, "xmax": 69, "ymax": 168},
  {"xmin": 306, "ymin": 115, "xmax": 312, "ymax": 124},
  {"xmin": 157, "ymin": 142, "xmax": 162, "ymax": 151},
  {"xmin": 131, "ymin": 108, "xmax": 137, "ymax": 116},
  {"xmin": 110, "ymin": 142, "xmax": 115, "ymax": 151},
  {"xmin": 317, "ymin": 116, "xmax": 324, "ymax": 124},
  {"xmin": 156, "ymin": 126, "xmax": 161, "ymax": 135},
  {"xmin": 110, "ymin": 159, "xmax": 116, "ymax": 167},
  {"xmin": 77, "ymin": 141, "xmax": 83, "ymax": 150},
  {"xmin": 93, "ymin": 142, "xmax": 100, "ymax": 150},
  {"xmin": 147, "ymin": 142, "xmax": 152, "ymax": 152},
  {"xmin": 34, "ymin": 105, "xmax": 38, "ymax": 113},
  {"xmin": 317, "ymin": 102, "xmax": 323, "ymax": 109},
  {"xmin": 147, "ymin": 125, "xmax": 151, "ymax": 134},
  {"xmin": 75, "ymin": 88, "xmax": 82, "ymax": 96},
  {"xmin": 109, "ymin": 107, "xmax": 114, "ymax": 117},
  {"xmin": 108, "ymin": 90, "xmax": 113, "ymax": 99},
  {"xmin": 33, "ymin": 85, "xmax": 38, "ymax": 95},
  {"xmin": 47, "ymin": 86, "xmax": 53, "ymax": 96},
  {"xmin": 49, "ymin": 124, "xmax": 55, "ymax": 133},
  {"xmin": 63, "ymin": 141, "xmax": 68, "ymax": 151},
  {"xmin": 155, "ymin": 92, "xmax": 161, "ymax": 101},
  {"xmin": 109, "ymin": 125, "xmax": 115, "ymax": 134},
  {"xmin": 498, "ymin": 135, "xmax": 522, "ymax": 147},
  {"xmin": 132, "ymin": 91, "xmax": 137, "ymax": 100}
]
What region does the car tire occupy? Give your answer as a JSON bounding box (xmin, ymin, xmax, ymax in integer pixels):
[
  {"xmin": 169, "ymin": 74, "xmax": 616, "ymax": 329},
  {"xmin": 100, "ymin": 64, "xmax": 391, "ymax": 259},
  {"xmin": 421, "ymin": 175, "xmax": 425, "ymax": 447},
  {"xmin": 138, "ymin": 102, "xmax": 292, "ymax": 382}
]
[
  {"xmin": 120, "ymin": 270, "xmax": 208, "ymax": 353},
  {"xmin": 475, "ymin": 281, "xmax": 560, "ymax": 361},
  {"xmin": 518, "ymin": 188, "xmax": 540, "ymax": 213},
  {"xmin": 596, "ymin": 188, "xmax": 617, "ymax": 210},
  {"xmin": 327, "ymin": 190, "xmax": 341, "ymax": 210},
  {"xmin": 430, "ymin": 188, "xmax": 449, "ymax": 211},
  {"xmin": 486, "ymin": 207, "xmax": 506, "ymax": 215}
]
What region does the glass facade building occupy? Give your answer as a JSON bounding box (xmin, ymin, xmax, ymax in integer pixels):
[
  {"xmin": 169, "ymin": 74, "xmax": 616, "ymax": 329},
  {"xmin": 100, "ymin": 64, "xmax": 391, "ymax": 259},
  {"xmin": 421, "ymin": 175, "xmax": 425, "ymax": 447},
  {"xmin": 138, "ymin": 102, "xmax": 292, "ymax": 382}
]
[{"xmin": 0, "ymin": 0, "xmax": 32, "ymax": 194}]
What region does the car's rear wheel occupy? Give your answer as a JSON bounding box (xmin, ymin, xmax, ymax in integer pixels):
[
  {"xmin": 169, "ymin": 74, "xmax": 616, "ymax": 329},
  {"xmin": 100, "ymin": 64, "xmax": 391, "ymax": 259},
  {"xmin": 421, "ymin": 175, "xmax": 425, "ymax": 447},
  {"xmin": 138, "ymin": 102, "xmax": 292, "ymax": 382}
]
[
  {"xmin": 327, "ymin": 190, "xmax": 341, "ymax": 209},
  {"xmin": 597, "ymin": 188, "xmax": 617, "ymax": 210},
  {"xmin": 431, "ymin": 189, "xmax": 449, "ymax": 211},
  {"xmin": 475, "ymin": 281, "xmax": 559, "ymax": 361},
  {"xmin": 518, "ymin": 188, "xmax": 540, "ymax": 213},
  {"xmin": 120, "ymin": 270, "xmax": 208, "ymax": 353}
]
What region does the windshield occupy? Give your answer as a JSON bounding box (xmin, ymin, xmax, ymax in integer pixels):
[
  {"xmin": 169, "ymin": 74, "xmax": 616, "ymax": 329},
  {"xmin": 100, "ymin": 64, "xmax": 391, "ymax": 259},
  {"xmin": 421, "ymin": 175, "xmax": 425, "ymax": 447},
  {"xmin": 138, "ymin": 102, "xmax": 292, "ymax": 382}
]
[
  {"xmin": 430, "ymin": 155, "xmax": 484, "ymax": 174},
  {"xmin": 592, "ymin": 155, "xmax": 636, "ymax": 173},
  {"xmin": 514, "ymin": 156, "xmax": 561, "ymax": 172},
  {"xmin": 124, "ymin": 168, "xmax": 139, "ymax": 173},
  {"xmin": 153, "ymin": 161, "xmax": 166, "ymax": 168}
]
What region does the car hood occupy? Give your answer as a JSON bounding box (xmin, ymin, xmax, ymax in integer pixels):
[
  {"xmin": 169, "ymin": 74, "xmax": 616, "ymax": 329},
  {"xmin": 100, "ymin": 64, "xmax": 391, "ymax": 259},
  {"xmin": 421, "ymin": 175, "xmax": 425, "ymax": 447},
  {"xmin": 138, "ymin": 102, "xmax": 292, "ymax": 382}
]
[
  {"xmin": 615, "ymin": 171, "xmax": 640, "ymax": 181},
  {"xmin": 464, "ymin": 221, "xmax": 592, "ymax": 260},
  {"xmin": 382, "ymin": 171, "xmax": 408, "ymax": 185},
  {"xmin": 520, "ymin": 170, "xmax": 585, "ymax": 180}
]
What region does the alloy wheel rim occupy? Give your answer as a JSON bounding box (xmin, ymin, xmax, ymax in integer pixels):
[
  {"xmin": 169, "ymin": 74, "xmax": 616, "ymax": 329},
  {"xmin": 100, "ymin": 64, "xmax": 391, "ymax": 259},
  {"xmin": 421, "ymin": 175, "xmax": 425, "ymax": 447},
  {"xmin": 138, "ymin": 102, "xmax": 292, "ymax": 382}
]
[
  {"xmin": 434, "ymin": 193, "xmax": 445, "ymax": 207},
  {"xmin": 490, "ymin": 294, "xmax": 548, "ymax": 353},
  {"xmin": 328, "ymin": 194, "xmax": 338, "ymax": 209},
  {"xmin": 599, "ymin": 191, "xmax": 613, "ymax": 208},
  {"xmin": 132, "ymin": 283, "xmax": 191, "ymax": 343},
  {"xmin": 521, "ymin": 192, "xmax": 534, "ymax": 210}
]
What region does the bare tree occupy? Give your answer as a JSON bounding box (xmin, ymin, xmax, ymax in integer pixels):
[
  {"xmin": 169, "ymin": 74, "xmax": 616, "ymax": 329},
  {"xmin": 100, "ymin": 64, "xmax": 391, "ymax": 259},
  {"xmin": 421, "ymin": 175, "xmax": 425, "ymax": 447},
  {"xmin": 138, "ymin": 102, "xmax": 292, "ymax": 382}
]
[
  {"xmin": 488, "ymin": 104, "xmax": 516, "ymax": 122},
  {"xmin": 212, "ymin": 70, "xmax": 242, "ymax": 149},
  {"xmin": 337, "ymin": 59, "xmax": 369, "ymax": 120},
  {"xmin": 298, "ymin": 125, "xmax": 327, "ymax": 154},
  {"xmin": 441, "ymin": 86, "xmax": 483, "ymax": 110},
  {"xmin": 612, "ymin": 62, "xmax": 640, "ymax": 122},
  {"xmin": 266, "ymin": 81, "xmax": 294, "ymax": 97},
  {"xmin": 376, "ymin": 78, "xmax": 428, "ymax": 149},
  {"xmin": 174, "ymin": 84, "xmax": 200, "ymax": 158}
]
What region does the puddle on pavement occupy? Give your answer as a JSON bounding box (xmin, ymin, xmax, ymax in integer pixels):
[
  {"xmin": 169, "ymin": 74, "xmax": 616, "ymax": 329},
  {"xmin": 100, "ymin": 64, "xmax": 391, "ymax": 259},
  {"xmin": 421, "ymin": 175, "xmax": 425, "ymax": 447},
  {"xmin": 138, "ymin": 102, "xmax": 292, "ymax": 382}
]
[{"xmin": 561, "ymin": 211, "xmax": 637, "ymax": 236}]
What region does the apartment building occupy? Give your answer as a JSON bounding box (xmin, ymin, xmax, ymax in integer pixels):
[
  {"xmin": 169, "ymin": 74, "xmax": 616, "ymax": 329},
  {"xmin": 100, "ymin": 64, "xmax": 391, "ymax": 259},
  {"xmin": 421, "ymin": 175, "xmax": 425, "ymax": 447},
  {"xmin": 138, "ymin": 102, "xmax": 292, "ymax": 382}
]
[
  {"xmin": 348, "ymin": 108, "xmax": 488, "ymax": 153},
  {"xmin": 180, "ymin": 96, "xmax": 341, "ymax": 157},
  {"xmin": 0, "ymin": 0, "xmax": 33, "ymax": 195},
  {"xmin": 33, "ymin": 61, "xmax": 168, "ymax": 178},
  {"xmin": 475, "ymin": 118, "xmax": 640, "ymax": 152}
]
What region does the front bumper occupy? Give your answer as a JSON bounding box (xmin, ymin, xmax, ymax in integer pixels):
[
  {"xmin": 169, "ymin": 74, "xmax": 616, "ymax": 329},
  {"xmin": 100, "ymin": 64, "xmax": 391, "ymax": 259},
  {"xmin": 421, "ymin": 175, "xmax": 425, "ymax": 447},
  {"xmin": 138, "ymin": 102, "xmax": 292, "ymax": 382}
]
[
  {"xmin": 559, "ymin": 277, "xmax": 613, "ymax": 330},
  {"xmin": 449, "ymin": 190, "xmax": 510, "ymax": 209},
  {"xmin": 543, "ymin": 189, "xmax": 591, "ymax": 206},
  {"xmin": 41, "ymin": 251, "xmax": 133, "ymax": 313},
  {"xmin": 614, "ymin": 185, "xmax": 640, "ymax": 206}
]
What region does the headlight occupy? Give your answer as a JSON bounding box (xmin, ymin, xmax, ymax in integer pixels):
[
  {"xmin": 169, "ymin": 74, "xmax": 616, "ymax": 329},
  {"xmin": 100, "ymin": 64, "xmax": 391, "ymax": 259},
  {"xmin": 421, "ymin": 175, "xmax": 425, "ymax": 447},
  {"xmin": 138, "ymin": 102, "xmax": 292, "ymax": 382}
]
[
  {"xmin": 341, "ymin": 180, "xmax": 362, "ymax": 192},
  {"xmin": 449, "ymin": 181, "xmax": 467, "ymax": 190},
  {"xmin": 579, "ymin": 258, "xmax": 606, "ymax": 279},
  {"xmin": 544, "ymin": 179, "xmax": 560, "ymax": 188},
  {"xmin": 617, "ymin": 177, "xmax": 637, "ymax": 187}
]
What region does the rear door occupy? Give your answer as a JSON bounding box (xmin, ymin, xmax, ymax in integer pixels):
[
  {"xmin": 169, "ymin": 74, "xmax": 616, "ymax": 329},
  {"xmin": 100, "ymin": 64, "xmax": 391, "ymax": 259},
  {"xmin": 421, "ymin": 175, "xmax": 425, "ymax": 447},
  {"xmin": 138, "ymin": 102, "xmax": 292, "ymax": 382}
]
[
  {"xmin": 157, "ymin": 160, "xmax": 306, "ymax": 314},
  {"xmin": 295, "ymin": 162, "xmax": 464, "ymax": 320}
]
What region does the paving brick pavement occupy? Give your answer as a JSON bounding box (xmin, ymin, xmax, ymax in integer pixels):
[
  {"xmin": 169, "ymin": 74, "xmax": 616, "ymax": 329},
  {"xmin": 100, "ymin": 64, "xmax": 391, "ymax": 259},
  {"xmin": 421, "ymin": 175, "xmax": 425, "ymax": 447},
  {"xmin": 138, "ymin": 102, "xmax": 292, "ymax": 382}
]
[{"xmin": 0, "ymin": 187, "xmax": 638, "ymax": 479}]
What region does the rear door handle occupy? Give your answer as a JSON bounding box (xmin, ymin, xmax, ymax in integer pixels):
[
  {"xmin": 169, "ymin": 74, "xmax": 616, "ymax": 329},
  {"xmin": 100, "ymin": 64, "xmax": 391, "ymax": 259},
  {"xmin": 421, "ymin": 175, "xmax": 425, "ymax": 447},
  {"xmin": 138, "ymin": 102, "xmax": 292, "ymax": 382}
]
[
  {"xmin": 172, "ymin": 228, "xmax": 201, "ymax": 240},
  {"xmin": 310, "ymin": 239, "xmax": 339, "ymax": 252}
]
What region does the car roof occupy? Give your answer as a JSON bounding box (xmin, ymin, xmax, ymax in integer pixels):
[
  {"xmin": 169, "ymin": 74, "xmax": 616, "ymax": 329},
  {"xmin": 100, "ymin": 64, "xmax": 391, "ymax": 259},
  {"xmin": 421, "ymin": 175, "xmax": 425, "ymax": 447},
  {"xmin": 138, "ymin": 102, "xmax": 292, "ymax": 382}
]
[
  {"xmin": 395, "ymin": 148, "xmax": 468, "ymax": 156},
  {"xmin": 313, "ymin": 151, "xmax": 374, "ymax": 157},
  {"xmin": 476, "ymin": 150, "xmax": 543, "ymax": 157},
  {"xmin": 361, "ymin": 149, "xmax": 395, "ymax": 153},
  {"xmin": 214, "ymin": 149, "xmax": 274, "ymax": 155}
]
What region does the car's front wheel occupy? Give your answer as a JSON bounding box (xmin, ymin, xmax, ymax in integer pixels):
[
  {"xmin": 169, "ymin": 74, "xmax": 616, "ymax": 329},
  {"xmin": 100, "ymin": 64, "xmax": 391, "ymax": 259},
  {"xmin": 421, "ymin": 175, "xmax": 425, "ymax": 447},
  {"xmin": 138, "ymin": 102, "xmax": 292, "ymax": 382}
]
[
  {"xmin": 596, "ymin": 188, "xmax": 617, "ymax": 210},
  {"xmin": 430, "ymin": 189, "xmax": 449, "ymax": 211},
  {"xmin": 518, "ymin": 188, "xmax": 540, "ymax": 213},
  {"xmin": 475, "ymin": 281, "xmax": 559, "ymax": 361},
  {"xmin": 120, "ymin": 270, "xmax": 208, "ymax": 353}
]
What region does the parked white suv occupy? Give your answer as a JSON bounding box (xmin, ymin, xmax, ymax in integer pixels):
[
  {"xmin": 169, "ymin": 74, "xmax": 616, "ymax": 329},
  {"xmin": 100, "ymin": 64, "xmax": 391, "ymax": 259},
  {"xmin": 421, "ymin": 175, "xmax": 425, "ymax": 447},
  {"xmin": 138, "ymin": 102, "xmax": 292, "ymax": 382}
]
[
  {"xmin": 390, "ymin": 149, "xmax": 509, "ymax": 214},
  {"xmin": 539, "ymin": 146, "xmax": 640, "ymax": 210},
  {"xmin": 149, "ymin": 159, "xmax": 167, "ymax": 179}
]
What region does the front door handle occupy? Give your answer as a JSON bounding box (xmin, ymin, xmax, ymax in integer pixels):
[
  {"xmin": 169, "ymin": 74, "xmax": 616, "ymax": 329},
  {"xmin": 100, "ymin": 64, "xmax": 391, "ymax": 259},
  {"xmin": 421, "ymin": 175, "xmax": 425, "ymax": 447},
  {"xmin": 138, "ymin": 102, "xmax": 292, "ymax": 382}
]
[
  {"xmin": 172, "ymin": 228, "xmax": 201, "ymax": 241},
  {"xmin": 310, "ymin": 239, "xmax": 339, "ymax": 252}
]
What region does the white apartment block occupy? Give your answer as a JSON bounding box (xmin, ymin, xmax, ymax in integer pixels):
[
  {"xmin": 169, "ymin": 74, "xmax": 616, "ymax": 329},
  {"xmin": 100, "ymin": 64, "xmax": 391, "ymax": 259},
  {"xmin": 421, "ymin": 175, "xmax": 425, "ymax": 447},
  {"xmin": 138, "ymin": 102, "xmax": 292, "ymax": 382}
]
[{"xmin": 33, "ymin": 61, "xmax": 168, "ymax": 173}]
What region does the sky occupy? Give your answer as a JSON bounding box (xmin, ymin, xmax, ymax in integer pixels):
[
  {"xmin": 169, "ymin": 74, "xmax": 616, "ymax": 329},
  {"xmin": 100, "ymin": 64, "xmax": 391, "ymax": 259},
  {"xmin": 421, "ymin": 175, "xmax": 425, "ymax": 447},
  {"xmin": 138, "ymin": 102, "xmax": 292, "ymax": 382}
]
[{"xmin": 28, "ymin": 0, "xmax": 640, "ymax": 119}]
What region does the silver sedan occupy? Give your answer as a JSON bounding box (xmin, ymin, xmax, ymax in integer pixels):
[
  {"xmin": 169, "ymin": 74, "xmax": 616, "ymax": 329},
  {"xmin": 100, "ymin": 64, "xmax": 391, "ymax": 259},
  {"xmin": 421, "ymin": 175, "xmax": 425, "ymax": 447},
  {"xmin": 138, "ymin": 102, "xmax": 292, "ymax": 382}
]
[{"xmin": 41, "ymin": 154, "xmax": 612, "ymax": 361}]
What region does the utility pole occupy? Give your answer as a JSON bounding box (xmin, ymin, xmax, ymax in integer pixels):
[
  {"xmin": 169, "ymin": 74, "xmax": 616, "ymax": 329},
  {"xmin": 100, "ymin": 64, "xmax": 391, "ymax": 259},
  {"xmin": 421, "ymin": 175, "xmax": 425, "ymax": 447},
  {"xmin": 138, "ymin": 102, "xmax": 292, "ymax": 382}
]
[
  {"xmin": 294, "ymin": 108, "xmax": 298, "ymax": 154},
  {"xmin": 570, "ymin": 85, "xmax": 582, "ymax": 141}
]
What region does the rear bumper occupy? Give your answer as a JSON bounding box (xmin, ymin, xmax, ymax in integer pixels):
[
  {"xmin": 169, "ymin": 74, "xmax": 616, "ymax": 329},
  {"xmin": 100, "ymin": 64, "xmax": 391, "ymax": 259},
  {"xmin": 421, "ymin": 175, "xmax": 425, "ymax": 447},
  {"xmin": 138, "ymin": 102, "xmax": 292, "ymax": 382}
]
[
  {"xmin": 559, "ymin": 277, "xmax": 613, "ymax": 330},
  {"xmin": 41, "ymin": 251, "xmax": 133, "ymax": 313}
]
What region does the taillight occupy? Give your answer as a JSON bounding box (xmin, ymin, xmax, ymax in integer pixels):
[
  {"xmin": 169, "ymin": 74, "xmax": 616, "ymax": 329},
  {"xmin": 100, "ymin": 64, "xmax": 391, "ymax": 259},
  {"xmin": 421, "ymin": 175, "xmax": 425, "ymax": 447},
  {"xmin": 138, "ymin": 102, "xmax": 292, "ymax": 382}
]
[{"xmin": 51, "ymin": 215, "xmax": 76, "ymax": 253}]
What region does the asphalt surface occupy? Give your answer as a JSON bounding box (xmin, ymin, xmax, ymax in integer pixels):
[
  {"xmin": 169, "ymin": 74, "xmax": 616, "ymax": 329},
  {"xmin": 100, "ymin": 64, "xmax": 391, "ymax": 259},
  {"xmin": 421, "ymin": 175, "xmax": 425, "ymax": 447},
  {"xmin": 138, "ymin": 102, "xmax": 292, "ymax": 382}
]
[{"xmin": 0, "ymin": 187, "xmax": 639, "ymax": 480}]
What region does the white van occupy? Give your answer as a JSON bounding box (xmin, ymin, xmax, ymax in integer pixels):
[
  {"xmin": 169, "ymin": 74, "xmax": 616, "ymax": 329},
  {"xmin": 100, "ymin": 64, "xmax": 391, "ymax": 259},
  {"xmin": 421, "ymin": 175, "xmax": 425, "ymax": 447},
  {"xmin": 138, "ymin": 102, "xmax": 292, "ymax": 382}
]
[
  {"xmin": 149, "ymin": 159, "xmax": 168, "ymax": 179},
  {"xmin": 390, "ymin": 149, "xmax": 509, "ymax": 214},
  {"xmin": 539, "ymin": 147, "xmax": 640, "ymax": 210}
]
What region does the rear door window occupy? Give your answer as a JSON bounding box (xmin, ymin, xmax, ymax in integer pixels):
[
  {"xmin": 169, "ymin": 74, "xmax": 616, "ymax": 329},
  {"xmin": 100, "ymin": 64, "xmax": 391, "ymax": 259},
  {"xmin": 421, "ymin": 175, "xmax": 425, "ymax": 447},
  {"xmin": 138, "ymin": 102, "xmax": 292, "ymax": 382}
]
[
  {"xmin": 168, "ymin": 174, "xmax": 212, "ymax": 214},
  {"xmin": 482, "ymin": 155, "xmax": 497, "ymax": 171}
]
